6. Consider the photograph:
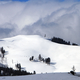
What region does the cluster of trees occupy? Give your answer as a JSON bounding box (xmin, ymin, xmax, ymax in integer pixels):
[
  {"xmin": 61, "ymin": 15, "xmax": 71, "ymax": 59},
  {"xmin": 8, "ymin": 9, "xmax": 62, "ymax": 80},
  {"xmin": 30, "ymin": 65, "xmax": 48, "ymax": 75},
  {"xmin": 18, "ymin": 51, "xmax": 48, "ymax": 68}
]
[
  {"xmin": 29, "ymin": 54, "xmax": 51, "ymax": 64},
  {"xmin": 51, "ymin": 37, "xmax": 70, "ymax": 45},
  {"xmin": 29, "ymin": 56, "xmax": 34, "ymax": 61},
  {"xmin": 0, "ymin": 66, "xmax": 35, "ymax": 76},
  {"xmin": 51, "ymin": 37, "xmax": 78, "ymax": 46},
  {"xmin": 38, "ymin": 54, "xmax": 51, "ymax": 64}
]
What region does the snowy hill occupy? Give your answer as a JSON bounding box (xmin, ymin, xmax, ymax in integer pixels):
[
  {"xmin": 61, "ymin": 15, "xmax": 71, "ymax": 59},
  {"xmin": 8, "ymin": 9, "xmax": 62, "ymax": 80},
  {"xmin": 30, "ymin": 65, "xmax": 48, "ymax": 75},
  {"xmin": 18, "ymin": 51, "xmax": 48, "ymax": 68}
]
[{"xmin": 0, "ymin": 35, "xmax": 80, "ymax": 74}]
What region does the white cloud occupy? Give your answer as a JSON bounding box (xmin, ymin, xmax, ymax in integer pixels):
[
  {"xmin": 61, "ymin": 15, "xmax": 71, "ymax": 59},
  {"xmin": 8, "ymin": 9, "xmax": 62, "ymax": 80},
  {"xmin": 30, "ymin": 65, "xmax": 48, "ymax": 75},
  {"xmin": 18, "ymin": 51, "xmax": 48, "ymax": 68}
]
[{"xmin": 0, "ymin": 0, "xmax": 80, "ymax": 45}]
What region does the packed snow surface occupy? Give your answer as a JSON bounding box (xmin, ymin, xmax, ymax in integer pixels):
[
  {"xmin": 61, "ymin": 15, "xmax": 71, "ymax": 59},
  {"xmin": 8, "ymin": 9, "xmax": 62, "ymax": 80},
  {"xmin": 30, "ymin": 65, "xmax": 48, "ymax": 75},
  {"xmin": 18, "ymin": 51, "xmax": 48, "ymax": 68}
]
[
  {"xmin": 0, "ymin": 35, "xmax": 80, "ymax": 74},
  {"xmin": 0, "ymin": 73, "xmax": 80, "ymax": 80}
]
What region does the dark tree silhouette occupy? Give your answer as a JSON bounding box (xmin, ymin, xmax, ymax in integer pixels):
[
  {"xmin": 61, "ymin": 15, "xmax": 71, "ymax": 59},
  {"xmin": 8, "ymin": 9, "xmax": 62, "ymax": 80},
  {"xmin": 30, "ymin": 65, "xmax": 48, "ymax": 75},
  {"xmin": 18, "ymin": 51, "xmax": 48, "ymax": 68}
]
[
  {"xmin": 72, "ymin": 43, "xmax": 78, "ymax": 46},
  {"xmin": 70, "ymin": 71, "xmax": 75, "ymax": 75},
  {"xmin": 33, "ymin": 71, "xmax": 36, "ymax": 74},
  {"xmin": 51, "ymin": 37, "xmax": 71, "ymax": 45},
  {"xmin": 0, "ymin": 66, "xmax": 33, "ymax": 76},
  {"xmin": 45, "ymin": 57, "xmax": 51, "ymax": 64},
  {"xmin": 1, "ymin": 47, "xmax": 5, "ymax": 58},
  {"xmin": 15, "ymin": 63, "xmax": 21, "ymax": 71},
  {"xmin": 38, "ymin": 54, "xmax": 41, "ymax": 61},
  {"xmin": 29, "ymin": 56, "xmax": 34, "ymax": 61},
  {"xmin": 32, "ymin": 56, "xmax": 34, "ymax": 60},
  {"xmin": 51, "ymin": 37, "xmax": 78, "ymax": 46}
]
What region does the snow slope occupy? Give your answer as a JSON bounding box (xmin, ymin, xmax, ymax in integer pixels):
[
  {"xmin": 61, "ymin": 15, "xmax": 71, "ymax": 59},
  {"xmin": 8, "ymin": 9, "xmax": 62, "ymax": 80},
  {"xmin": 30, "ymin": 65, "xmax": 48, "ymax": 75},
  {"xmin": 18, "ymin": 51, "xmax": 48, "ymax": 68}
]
[
  {"xmin": 0, "ymin": 73, "xmax": 80, "ymax": 80},
  {"xmin": 0, "ymin": 35, "xmax": 80, "ymax": 74}
]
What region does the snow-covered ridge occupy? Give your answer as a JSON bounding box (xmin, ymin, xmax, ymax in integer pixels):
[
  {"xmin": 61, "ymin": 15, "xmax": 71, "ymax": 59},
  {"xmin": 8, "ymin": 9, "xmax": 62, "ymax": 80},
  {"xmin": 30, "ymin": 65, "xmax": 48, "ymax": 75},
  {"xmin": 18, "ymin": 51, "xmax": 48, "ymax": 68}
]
[{"xmin": 0, "ymin": 35, "xmax": 80, "ymax": 74}]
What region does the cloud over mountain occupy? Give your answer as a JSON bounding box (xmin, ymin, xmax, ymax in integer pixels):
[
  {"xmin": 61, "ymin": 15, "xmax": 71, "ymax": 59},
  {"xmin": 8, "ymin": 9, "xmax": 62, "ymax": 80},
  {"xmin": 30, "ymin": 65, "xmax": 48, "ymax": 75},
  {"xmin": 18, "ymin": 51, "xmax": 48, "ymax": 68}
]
[{"xmin": 0, "ymin": 0, "xmax": 80, "ymax": 44}]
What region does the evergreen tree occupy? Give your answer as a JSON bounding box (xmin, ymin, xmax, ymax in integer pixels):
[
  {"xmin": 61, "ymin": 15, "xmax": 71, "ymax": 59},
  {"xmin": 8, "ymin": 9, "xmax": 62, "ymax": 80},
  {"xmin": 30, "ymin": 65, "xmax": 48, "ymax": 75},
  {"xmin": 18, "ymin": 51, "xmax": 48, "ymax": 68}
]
[
  {"xmin": 38, "ymin": 54, "xmax": 41, "ymax": 61},
  {"xmin": 1, "ymin": 47, "xmax": 5, "ymax": 58},
  {"xmin": 45, "ymin": 57, "xmax": 51, "ymax": 64}
]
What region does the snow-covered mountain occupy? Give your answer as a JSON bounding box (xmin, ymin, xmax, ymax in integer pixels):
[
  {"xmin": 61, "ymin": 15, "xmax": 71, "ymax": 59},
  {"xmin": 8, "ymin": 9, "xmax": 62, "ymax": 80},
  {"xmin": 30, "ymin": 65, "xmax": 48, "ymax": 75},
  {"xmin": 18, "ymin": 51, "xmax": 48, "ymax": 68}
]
[{"xmin": 0, "ymin": 35, "xmax": 80, "ymax": 74}]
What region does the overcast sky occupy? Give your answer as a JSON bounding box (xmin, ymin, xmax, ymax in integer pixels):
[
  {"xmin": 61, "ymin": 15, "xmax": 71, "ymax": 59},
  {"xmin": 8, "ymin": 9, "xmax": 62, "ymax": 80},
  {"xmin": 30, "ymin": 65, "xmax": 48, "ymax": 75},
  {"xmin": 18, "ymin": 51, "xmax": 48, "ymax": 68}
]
[{"xmin": 0, "ymin": 0, "xmax": 80, "ymax": 45}]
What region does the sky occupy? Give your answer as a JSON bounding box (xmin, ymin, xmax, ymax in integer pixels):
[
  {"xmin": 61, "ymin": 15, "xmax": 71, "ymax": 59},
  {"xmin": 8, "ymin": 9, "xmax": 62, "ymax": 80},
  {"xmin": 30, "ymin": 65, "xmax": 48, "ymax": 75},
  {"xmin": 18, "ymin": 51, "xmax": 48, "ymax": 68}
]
[
  {"xmin": 0, "ymin": 0, "xmax": 80, "ymax": 45},
  {"xmin": 12, "ymin": 0, "xmax": 80, "ymax": 2},
  {"xmin": 12, "ymin": 0, "xmax": 29, "ymax": 2},
  {"xmin": 9, "ymin": 0, "xmax": 80, "ymax": 2}
]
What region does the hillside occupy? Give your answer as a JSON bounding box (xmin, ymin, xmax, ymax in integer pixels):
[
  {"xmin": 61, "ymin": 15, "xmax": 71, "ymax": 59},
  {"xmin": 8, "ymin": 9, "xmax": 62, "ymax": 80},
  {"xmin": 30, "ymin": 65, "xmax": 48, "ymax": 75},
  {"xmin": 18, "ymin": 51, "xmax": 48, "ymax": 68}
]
[{"xmin": 0, "ymin": 35, "xmax": 80, "ymax": 74}]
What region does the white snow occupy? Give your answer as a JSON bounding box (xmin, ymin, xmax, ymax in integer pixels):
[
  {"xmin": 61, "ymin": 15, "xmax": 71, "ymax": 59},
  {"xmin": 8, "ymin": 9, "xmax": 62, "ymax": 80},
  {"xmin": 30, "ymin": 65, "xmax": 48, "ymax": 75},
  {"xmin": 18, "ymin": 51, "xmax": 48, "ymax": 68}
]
[
  {"xmin": 0, "ymin": 73, "xmax": 80, "ymax": 80},
  {"xmin": 0, "ymin": 35, "xmax": 80, "ymax": 73},
  {"xmin": 0, "ymin": 35, "xmax": 80, "ymax": 79}
]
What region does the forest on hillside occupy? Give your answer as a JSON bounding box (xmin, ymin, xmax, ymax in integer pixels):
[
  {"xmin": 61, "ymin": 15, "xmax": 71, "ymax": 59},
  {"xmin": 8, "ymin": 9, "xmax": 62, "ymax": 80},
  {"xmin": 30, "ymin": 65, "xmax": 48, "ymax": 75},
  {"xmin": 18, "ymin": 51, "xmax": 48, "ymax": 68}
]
[{"xmin": 51, "ymin": 37, "xmax": 78, "ymax": 46}]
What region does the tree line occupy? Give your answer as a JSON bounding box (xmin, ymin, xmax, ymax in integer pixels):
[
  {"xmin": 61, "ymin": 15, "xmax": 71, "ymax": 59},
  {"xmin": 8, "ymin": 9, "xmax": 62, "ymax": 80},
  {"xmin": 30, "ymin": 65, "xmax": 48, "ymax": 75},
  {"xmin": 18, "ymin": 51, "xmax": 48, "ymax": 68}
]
[
  {"xmin": 51, "ymin": 37, "xmax": 78, "ymax": 46},
  {"xmin": 0, "ymin": 66, "xmax": 35, "ymax": 76}
]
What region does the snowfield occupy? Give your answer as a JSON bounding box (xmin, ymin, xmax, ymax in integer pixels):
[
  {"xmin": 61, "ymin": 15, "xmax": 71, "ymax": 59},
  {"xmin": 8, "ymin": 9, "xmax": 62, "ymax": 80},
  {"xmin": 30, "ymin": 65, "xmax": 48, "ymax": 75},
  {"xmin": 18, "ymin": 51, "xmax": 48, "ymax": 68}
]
[
  {"xmin": 0, "ymin": 35, "xmax": 80, "ymax": 73},
  {"xmin": 0, "ymin": 35, "xmax": 80, "ymax": 79},
  {"xmin": 0, "ymin": 73, "xmax": 80, "ymax": 80}
]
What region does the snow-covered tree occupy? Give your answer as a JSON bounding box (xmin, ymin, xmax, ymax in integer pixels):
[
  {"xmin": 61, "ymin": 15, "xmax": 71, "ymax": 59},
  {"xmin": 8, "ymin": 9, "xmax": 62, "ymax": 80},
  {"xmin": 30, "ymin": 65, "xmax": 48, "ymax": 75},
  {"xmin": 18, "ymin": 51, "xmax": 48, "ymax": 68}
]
[
  {"xmin": 38, "ymin": 54, "xmax": 41, "ymax": 61},
  {"xmin": 72, "ymin": 66, "xmax": 76, "ymax": 72}
]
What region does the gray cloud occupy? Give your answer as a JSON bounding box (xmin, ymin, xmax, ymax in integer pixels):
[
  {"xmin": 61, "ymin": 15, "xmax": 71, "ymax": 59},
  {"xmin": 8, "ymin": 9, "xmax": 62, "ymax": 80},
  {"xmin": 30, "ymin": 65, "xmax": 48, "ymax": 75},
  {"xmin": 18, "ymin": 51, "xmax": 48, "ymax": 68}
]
[
  {"xmin": 21, "ymin": 2, "xmax": 80, "ymax": 45},
  {"xmin": 0, "ymin": 0, "xmax": 80, "ymax": 45},
  {"xmin": 0, "ymin": 23, "xmax": 18, "ymax": 38}
]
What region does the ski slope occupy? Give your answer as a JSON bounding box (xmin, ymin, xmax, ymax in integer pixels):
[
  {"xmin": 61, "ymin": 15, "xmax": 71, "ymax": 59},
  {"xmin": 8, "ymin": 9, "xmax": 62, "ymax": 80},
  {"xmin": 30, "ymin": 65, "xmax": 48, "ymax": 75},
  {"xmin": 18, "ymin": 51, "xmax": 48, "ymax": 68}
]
[
  {"xmin": 0, "ymin": 35, "xmax": 80, "ymax": 74},
  {"xmin": 0, "ymin": 73, "xmax": 80, "ymax": 80}
]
